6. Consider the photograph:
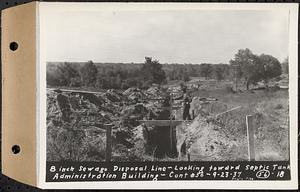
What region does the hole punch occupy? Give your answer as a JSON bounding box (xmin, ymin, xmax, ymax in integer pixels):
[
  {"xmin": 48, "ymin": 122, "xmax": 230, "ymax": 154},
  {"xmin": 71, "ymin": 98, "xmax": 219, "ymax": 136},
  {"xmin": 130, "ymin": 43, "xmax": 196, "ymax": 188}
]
[
  {"xmin": 9, "ymin": 42, "xmax": 18, "ymax": 51},
  {"xmin": 12, "ymin": 145, "xmax": 20, "ymax": 154}
]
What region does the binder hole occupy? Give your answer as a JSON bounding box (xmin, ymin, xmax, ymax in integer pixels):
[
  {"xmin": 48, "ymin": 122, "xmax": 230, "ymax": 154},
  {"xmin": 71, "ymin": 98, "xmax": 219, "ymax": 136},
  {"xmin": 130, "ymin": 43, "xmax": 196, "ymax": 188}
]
[
  {"xmin": 12, "ymin": 145, "xmax": 20, "ymax": 154},
  {"xmin": 9, "ymin": 42, "xmax": 18, "ymax": 51}
]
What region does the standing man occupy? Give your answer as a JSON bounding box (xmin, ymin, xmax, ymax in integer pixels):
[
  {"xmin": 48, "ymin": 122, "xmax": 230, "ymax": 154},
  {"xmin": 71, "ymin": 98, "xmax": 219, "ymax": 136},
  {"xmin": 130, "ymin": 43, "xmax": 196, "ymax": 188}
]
[{"xmin": 183, "ymin": 92, "xmax": 192, "ymax": 120}]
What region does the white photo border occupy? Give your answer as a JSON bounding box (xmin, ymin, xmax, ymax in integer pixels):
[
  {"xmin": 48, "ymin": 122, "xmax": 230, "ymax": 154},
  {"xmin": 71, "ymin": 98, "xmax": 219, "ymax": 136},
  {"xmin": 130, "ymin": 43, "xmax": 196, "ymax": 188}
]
[{"xmin": 37, "ymin": 2, "xmax": 298, "ymax": 189}]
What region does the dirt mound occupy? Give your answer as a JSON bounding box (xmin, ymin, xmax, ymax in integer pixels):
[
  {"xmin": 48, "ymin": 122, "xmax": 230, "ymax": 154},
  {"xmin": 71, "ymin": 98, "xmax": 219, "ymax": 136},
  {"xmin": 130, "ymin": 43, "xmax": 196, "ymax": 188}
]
[
  {"xmin": 254, "ymin": 97, "xmax": 289, "ymax": 161},
  {"xmin": 123, "ymin": 87, "xmax": 140, "ymax": 95},
  {"xmin": 123, "ymin": 87, "xmax": 147, "ymax": 101},
  {"xmin": 47, "ymin": 90, "xmax": 119, "ymax": 161},
  {"xmin": 176, "ymin": 115, "xmax": 247, "ymax": 161},
  {"xmin": 47, "ymin": 87, "xmax": 169, "ymax": 161},
  {"xmin": 146, "ymin": 86, "xmax": 165, "ymax": 99},
  {"xmin": 102, "ymin": 89, "xmax": 125, "ymax": 102}
]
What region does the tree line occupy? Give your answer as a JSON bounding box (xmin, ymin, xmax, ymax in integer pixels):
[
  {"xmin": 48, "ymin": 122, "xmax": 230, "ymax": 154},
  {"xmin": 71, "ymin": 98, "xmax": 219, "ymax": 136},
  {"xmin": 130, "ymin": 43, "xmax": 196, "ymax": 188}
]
[{"xmin": 47, "ymin": 48, "xmax": 287, "ymax": 90}]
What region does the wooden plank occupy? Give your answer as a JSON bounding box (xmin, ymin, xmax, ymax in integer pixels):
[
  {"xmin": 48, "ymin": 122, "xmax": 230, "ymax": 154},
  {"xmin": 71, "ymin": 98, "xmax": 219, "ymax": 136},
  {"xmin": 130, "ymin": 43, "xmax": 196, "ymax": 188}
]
[
  {"xmin": 246, "ymin": 115, "xmax": 255, "ymax": 161},
  {"xmin": 47, "ymin": 87, "xmax": 104, "ymax": 95},
  {"xmin": 141, "ymin": 98, "xmax": 165, "ymax": 101},
  {"xmin": 279, "ymin": 85, "xmax": 288, "ymax": 89},
  {"xmin": 215, "ymin": 106, "xmax": 241, "ymax": 118},
  {"xmin": 161, "ymin": 106, "xmax": 181, "ymax": 110},
  {"xmin": 105, "ymin": 125, "xmax": 112, "ymax": 162},
  {"xmin": 80, "ymin": 123, "xmax": 115, "ymax": 131},
  {"xmin": 138, "ymin": 120, "xmax": 192, "ymax": 127}
]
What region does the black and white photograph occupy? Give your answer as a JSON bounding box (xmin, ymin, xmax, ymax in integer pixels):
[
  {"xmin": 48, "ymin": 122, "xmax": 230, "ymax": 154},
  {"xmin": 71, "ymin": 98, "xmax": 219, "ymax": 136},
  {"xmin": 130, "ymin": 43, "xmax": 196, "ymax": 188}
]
[{"xmin": 39, "ymin": 3, "xmax": 298, "ymax": 188}]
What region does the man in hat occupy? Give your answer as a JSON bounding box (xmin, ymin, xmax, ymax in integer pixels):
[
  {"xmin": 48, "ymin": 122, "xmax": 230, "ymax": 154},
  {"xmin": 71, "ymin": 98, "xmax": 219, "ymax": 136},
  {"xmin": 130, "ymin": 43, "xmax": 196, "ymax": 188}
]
[
  {"xmin": 175, "ymin": 86, "xmax": 192, "ymax": 120},
  {"xmin": 182, "ymin": 91, "xmax": 192, "ymax": 120}
]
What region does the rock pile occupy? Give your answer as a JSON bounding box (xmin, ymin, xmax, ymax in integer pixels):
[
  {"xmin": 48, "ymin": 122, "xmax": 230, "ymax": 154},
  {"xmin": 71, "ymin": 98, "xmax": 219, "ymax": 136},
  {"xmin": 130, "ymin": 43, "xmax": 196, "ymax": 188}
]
[{"xmin": 47, "ymin": 87, "xmax": 169, "ymax": 161}]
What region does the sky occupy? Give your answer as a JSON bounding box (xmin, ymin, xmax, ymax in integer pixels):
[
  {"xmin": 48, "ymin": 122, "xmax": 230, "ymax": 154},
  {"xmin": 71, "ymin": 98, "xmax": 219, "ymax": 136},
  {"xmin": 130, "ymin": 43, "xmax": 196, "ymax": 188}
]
[{"xmin": 40, "ymin": 4, "xmax": 290, "ymax": 64}]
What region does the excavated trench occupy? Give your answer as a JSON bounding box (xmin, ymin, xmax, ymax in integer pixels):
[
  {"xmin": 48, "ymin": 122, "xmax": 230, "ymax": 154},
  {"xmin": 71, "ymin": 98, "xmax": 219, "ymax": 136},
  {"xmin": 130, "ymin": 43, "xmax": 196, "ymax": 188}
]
[
  {"xmin": 149, "ymin": 98, "xmax": 178, "ymax": 159},
  {"xmin": 48, "ymin": 87, "xmax": 244, "ymax": 161}
]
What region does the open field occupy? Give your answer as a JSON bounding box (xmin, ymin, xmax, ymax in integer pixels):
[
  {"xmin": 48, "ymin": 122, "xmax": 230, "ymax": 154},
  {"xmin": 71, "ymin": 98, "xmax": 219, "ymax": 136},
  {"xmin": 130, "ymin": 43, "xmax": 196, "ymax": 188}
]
[{"xmin": 186, "ymin": 88, "xmax": 289, "ymax": 161}]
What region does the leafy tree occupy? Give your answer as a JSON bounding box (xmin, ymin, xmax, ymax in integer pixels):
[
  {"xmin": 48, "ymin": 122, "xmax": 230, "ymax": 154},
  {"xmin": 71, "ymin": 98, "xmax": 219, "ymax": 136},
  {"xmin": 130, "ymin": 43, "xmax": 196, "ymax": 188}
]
[
  {"xmin": 186, "ymin": 64, "xmax": 197, "ymax": 77},
  {"xmin": 115, "ymin": 74, "xmax": 122, "ymax": 89},
  {"xmin": 200, "ymin": 64, "xmax": 213, "ymax": 80},
  {"xmin": 182, "ymin": 68, "xmax": 190, "ymax": 82},
  {"xmin": 230, "ymin": 49, "xmax": 263, "ymax": 90},
  {"xmin": 214, "ymin": 65, "xmax": 225, "ymax": 81},
  {"xmin": 222, "ymin": 64, "xmax": 232, "ymax": 80},
  {"xmin": 95, "ymin": 75, "xmax": 107, "ymax": 89},
  {"xmin": 230, "ymin": 49, "xmax": 282, "ymax": 90},
  {"xmin": 70, "ymin": 76, "xmax": 82, "ymax": 87},
  {"xmin": 55, "ymin": 62, "xmax": 80, "ymax": 86},
  {"xmin": 259, "ymin": 54, "xmax": 282, "ymax": 85},
  {"xmin": 170, "ymin": 66, "xmax": 190, "ymax": 82},
  {"xmin": 140, "ymin": 57, "xmax": 166, "ymax": 87},
  {"xmin": 47, "ymin": 71, "xmax": 61, "ymax": 86},
  {"xmin": 281, "ymin": 57, "xmax": 289, "ymax": 74},
  {"xmin": 80, "ymin": 60, "xmax": 98, "ymax": 87}
]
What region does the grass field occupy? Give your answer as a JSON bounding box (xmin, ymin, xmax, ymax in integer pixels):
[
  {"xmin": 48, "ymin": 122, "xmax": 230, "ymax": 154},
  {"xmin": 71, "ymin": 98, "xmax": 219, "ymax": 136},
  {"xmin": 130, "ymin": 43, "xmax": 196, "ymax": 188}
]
[{"xmin": 179, "ymin": 87, "xmax": 290, "ymax": 161}]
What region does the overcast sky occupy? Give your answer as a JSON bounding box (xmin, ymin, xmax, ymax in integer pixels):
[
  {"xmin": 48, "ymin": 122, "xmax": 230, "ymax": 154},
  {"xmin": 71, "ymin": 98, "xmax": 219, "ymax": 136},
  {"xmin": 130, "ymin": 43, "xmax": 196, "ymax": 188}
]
[{"xmin": 41, "ymin": 4, "xmax": 289, "ymax": 64}]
